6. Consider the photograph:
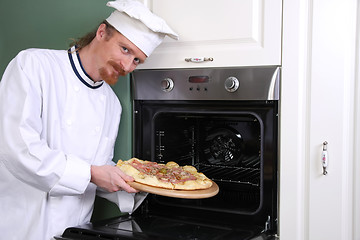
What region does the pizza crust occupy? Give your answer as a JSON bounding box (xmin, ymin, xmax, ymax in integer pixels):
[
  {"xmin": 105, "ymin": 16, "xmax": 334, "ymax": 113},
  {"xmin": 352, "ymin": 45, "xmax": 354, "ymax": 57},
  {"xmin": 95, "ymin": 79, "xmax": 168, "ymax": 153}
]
[{"xmin": 116, "ymin": 158, "xmax": 213, "ymax": 190}]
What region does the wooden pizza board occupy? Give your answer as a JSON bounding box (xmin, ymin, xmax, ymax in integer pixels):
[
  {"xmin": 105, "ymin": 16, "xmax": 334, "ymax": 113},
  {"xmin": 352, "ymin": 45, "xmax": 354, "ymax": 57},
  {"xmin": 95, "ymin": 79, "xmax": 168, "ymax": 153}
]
[{"xmin": 128, "ymin": 180, "xmax": 219, "ymax": 199}]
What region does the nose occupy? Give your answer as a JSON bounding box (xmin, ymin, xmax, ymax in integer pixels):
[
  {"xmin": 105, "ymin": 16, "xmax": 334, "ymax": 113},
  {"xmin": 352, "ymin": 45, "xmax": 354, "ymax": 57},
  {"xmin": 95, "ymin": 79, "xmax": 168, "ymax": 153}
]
[{"xmin": 120, "ymin": 57, "xmax": 135, "ymax": 74}]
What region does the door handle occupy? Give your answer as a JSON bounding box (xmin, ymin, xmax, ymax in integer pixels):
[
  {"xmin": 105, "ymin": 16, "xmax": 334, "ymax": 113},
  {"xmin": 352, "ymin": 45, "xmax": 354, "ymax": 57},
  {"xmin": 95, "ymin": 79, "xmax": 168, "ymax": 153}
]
[
  {"xmin": 322, "ymin": 141, "xmax": 328, "ymax": 175},
  {"xmin": 185, "ymin": 57, "xmax": 214, "ymax": 63}
]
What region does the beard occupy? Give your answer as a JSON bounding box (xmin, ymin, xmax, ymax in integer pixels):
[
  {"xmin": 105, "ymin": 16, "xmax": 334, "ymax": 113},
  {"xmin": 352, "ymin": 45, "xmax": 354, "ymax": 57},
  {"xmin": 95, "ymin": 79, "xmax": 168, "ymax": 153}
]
[{"xmin": 99, "ymin": 60, "xmax": 127, "ymax": 85}]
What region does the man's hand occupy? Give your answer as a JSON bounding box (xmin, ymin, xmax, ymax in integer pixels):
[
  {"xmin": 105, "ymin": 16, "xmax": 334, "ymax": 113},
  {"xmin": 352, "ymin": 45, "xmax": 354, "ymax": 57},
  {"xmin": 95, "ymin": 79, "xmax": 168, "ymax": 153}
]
[{"xmin": 90, "ymin": 165, "xmax": 138, "ymax": 193}]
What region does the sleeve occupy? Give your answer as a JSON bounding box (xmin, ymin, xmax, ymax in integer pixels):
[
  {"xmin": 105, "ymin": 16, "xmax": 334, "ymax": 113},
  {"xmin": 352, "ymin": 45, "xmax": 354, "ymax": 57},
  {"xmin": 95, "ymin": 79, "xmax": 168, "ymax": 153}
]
[{"xmin": 0, "ymin": 51, "xmax": 90, "ymax": 196}]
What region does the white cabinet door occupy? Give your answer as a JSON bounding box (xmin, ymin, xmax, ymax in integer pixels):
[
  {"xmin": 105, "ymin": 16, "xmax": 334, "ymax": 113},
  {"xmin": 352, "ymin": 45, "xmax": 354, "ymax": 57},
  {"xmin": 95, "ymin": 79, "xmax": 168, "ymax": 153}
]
[
  {"xmin": 280, "ymin": 0, "xmax": 359, "ymax": 239},
  {"xmin": 307, "ymin": 1, "xmax": 358, "ymax": 239},
  {"xmin": 138, "ymin": 0, "xmax": 282, "ymax": 69}
]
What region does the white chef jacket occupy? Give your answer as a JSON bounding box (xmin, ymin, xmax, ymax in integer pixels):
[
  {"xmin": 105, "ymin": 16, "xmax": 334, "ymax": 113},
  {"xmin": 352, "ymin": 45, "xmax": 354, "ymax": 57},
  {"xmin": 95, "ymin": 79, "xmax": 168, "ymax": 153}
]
[{"xmin": 0, "ymin": 46, "xmax": 140, "ymax": 240}]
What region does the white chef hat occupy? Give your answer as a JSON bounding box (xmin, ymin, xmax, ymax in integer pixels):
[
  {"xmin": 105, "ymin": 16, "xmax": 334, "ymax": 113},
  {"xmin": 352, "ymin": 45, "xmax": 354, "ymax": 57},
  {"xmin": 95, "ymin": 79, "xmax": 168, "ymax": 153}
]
[{"xmin": 106, "ymin": 0, "xmax": 179, "ymax": 57}]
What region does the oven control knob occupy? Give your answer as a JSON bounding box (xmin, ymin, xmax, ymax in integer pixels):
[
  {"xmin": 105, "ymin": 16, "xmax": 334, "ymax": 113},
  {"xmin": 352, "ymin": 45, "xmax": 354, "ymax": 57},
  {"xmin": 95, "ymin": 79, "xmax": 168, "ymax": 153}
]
[
  {"xmin": 224, "ymin": 76, "xmax": 239, "ymax": 92},
  {"xmin": 161, "ymin": 78, "xmax": 174, "ymax": 92}
]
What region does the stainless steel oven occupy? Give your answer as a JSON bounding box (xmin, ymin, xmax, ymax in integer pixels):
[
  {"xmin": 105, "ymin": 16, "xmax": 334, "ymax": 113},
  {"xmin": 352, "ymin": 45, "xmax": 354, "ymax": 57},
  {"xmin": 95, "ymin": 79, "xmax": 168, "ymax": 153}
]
[{"xmin": 58, "ymin": 66, "xmax": 280, "ymax": 240}]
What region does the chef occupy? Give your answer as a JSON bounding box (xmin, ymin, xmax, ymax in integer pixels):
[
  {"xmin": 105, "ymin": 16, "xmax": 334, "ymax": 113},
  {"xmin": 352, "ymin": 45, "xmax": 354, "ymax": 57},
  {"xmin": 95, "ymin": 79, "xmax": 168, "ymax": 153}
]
[{"xmin": 0, "ymin": 0, "xmax": 178, "ymax": 239}]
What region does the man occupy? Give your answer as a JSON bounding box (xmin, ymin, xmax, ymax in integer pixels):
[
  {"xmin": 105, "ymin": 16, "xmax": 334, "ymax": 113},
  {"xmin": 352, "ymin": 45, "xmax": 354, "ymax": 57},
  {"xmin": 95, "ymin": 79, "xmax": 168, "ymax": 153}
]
[{"xmin": 0, "ymin": 0, "xmax": 178, "ymax": 239}]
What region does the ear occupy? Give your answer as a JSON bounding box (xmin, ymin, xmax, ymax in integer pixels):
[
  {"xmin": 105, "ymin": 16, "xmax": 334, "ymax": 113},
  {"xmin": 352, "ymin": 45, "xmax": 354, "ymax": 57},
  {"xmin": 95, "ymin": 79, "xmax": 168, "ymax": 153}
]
[{"xmin": 96, "ymin": 23, "xmax": 107, "ymax": 40}]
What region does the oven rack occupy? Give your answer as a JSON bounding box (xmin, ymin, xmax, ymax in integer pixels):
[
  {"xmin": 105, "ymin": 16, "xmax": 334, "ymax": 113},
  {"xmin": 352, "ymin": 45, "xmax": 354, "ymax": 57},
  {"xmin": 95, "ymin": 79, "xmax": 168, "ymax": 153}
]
[{"xmin": 198, "ymin": 163, "xmax": 260, "ymax": 187}]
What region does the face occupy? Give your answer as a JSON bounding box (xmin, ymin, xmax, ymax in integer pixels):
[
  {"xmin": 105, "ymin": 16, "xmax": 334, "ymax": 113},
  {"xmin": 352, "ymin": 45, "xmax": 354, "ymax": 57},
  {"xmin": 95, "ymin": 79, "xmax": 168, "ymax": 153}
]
[{"xmin": 94, "ymin": 24, "xmax": 147, "ymax": 85}]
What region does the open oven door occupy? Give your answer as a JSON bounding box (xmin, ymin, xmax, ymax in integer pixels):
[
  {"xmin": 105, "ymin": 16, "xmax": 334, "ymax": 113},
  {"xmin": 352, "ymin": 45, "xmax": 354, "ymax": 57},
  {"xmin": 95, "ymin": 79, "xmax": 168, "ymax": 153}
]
[{"xmin": 55, "ymin": 211, "xmax": 277, "ymax": 240}]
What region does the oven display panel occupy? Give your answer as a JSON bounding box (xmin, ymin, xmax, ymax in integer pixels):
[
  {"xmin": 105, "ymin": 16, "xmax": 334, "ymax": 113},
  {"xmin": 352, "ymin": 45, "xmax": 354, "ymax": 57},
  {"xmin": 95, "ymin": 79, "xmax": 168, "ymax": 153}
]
[{"xmin": 188, "ymin": 76, "xmax": 210, "ymax": 83}]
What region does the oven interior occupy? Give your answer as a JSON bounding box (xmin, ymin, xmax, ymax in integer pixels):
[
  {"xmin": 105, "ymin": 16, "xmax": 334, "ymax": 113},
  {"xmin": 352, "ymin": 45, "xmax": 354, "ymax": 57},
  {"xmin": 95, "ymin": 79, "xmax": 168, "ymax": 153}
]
[{"xmin": 152, "ymin": 112, "xmax": 262, "ymax": 213}]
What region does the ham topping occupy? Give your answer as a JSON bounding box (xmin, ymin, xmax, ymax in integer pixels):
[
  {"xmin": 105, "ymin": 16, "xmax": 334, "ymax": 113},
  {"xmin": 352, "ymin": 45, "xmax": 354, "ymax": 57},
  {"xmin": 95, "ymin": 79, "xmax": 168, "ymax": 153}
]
[{"xmin": 130, "ymin": 159, "xmax": 197, "ymax": 183}]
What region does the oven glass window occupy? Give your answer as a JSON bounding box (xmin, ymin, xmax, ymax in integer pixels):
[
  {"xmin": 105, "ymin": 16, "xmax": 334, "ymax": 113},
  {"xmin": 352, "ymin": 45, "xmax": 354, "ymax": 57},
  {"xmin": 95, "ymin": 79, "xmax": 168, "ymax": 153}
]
[{"xmin": 152, "ymin": 112, "xmax": 263, "ymax": 214}]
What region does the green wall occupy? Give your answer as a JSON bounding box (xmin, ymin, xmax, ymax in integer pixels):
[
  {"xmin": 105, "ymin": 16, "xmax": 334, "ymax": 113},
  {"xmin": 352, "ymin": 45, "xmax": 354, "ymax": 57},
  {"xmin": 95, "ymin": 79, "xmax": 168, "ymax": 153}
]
[{"xmin": 0, "ymin": 0, "xmax": 133, "ymax": 220}]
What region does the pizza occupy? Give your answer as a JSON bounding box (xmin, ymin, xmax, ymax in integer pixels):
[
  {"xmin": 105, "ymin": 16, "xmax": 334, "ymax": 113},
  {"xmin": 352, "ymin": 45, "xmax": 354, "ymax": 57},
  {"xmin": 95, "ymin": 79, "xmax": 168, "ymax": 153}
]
[{"xmin": 116, "ymin": 158, "xmax": 213, "ymax": 190}]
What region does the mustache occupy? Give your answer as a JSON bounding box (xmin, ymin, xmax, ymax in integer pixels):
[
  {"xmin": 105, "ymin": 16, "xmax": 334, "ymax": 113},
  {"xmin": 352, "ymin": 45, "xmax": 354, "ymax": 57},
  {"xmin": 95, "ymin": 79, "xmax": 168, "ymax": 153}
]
[{"xmin": 108, "ymin": 60, "xmax": 126, "ymax": 76}]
